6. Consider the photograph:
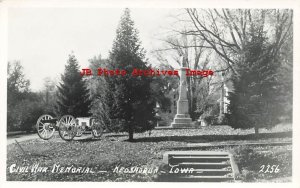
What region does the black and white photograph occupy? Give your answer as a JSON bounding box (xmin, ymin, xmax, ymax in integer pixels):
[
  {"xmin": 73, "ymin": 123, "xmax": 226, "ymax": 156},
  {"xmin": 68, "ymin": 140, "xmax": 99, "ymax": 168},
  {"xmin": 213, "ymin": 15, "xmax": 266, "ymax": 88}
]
[{"xmin": 1, "ymin": 0, "xmax": 299, "ymax": 186}]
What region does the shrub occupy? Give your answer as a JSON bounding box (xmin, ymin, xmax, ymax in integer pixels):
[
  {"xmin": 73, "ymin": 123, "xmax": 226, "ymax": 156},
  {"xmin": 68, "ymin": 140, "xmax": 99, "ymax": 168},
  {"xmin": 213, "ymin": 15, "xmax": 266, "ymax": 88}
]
[
  {"xmin": 8, "ymin": 99, "xmax": 46, "ymax": 132},
  {"xmin": 157, "ymin": 112, "xmax": 174, "ymax": 127}
]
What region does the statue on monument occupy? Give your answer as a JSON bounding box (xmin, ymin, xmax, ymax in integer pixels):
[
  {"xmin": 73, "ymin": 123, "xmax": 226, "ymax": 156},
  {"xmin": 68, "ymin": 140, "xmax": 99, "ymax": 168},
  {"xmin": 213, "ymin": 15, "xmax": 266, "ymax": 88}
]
[{"xmin": 180, "ymin": 54, "xmax": 187, "ymax": 67}]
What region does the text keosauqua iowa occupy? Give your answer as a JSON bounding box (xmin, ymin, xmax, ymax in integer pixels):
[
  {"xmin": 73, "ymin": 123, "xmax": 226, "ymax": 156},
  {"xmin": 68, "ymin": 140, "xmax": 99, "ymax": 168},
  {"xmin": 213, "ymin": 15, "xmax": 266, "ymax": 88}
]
[{"xmin": 80, "ymin": 68, "xmax": 214, "ymax": 77}]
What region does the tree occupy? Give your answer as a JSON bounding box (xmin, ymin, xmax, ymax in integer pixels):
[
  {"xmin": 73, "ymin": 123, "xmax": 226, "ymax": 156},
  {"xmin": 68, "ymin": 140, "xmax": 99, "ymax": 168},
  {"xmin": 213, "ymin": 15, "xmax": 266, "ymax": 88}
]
[
  {"xmin": 11, "ymin": 95, "xmax": 45, "ymax": 132},
  {"xmin": 7, "ymin": 61, "xmax": 30, "ymax": 131},
  {"xmin": 182, "ymin": 9, "xmax": 292, "ymax": 133},
  {"xmin": 7, "ymin": 61, "xmax": 45, "ymax": 132},
  {"xmin": 86, "ymin": 55, "xmax": 108, "ymax": 103},
  {"xmin": 227, "ymin": 22, "xmax": 290, "ymax": 135},
  {"xmin": 85, "ymin": 55, "xmax": 112, "ymax": 131},
  {"xmin": 39, "ymin": 77, "xmax": 58, "ymax": 115},
  {"xmin": 185, "ymin": 9, "xmax": 292, "ymax": 74},
  {"xmin": 149, "ymin": 63, "xmax": 179, "ymax": 112},
  {"xmin": 7, "ymin": 61, "xmax": 30, "ymax": 106},
  {"xmin": 105, "ymin": 8, "xmax": 156, "ymax": 141},
  {"xmin": 56, "ymin": 53, "xmax": 92, "ymax": 117},
  {"xmin": 276, "ymin": 30, "xmax": 293, "ymax": 122}
]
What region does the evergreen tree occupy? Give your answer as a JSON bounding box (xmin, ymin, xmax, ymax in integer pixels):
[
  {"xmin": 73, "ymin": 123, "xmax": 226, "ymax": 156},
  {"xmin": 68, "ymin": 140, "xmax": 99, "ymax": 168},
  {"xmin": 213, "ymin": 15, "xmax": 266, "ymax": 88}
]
[
  {"xmin": 227, "ymin": 29, "xmax": 282, "ymax": 135},
  {"xmin": 86, "ymin": 55, "xmax": 112, "ymax": 132},
  {"xmin": 56, "ymin": 53, "xmax": 92, "ymax": 117},
  {"xmin": 105, "ymin": 8, "xmax": 156, "ymax": 141}
]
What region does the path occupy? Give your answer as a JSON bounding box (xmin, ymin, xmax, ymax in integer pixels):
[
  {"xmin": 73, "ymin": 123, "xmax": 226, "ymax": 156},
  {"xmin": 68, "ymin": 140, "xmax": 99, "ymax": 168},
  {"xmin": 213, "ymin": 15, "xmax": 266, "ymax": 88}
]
[
  {"xmin": 7, "ymin": 132, "xmax": 95, "ymax": 145},
  {"xmin": 7, "ymin": 133, "xmax": 39, "ymax": 145}
]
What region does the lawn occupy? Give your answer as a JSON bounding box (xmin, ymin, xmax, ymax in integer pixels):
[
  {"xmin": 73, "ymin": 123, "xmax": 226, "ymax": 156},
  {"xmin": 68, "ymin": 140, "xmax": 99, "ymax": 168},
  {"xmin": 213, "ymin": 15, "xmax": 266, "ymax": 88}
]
[{"xmin": 7, "ymin": 124, "xmax": 292, "ymax": 182}]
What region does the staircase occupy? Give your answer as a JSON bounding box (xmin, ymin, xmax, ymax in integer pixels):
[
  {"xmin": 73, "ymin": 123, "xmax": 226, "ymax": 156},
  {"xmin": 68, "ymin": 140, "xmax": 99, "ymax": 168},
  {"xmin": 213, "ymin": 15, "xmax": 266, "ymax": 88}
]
[{"xmin": 160, "ymin": 151, "xmax": 239, "ymax": 182}]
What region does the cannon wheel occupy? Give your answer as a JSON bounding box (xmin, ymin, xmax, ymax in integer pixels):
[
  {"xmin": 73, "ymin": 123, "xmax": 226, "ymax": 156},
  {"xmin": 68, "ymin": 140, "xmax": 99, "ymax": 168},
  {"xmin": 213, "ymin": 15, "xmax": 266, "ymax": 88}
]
[
  {"xmin": 91, "ymin": 119, "xmax": 104, "ymax": 138},
  {"xmin": 36, "ymin": 114, "xmax": 56, "ymax": 140},
  {"xmin": 58, "ymin": 115, "xmax": 77, "ymax": 141}
]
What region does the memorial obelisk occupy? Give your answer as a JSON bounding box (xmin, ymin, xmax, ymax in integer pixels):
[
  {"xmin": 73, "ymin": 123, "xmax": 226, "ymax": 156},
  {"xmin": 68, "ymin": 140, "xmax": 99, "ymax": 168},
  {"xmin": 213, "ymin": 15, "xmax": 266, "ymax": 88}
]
[{"xmin": 171, "ymin": 55, "xmax": 194, "ymax": 128}]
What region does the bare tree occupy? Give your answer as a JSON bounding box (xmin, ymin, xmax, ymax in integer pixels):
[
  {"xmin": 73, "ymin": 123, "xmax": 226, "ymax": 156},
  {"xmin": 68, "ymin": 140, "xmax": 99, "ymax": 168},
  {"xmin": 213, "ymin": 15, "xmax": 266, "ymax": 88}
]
[{"xmin": 184, "ymin": 9, "xmax": 293, "ymax": 75}]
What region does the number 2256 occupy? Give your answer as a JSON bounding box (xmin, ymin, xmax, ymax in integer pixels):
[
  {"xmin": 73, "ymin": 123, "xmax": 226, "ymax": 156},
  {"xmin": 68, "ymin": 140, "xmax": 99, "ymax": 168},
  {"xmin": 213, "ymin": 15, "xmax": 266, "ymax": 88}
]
[{"xmin": 259, "ymin": 165, "xmax": 280, "ymax": 173}]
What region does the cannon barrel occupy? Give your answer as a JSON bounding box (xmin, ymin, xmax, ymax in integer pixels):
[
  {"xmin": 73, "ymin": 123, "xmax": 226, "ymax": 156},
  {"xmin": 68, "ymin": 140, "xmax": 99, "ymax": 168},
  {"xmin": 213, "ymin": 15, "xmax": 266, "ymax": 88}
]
[{"xmin": 41, "ymin": 118, "xmax": 58, "ymax": 124}]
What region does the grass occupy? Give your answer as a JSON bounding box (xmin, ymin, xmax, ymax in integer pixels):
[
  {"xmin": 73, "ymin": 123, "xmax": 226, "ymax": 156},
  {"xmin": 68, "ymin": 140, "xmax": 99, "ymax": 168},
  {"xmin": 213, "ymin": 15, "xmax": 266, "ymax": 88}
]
[{"xmin": 7, "ymin": 124, "xmax": 292, "ymax": 182}]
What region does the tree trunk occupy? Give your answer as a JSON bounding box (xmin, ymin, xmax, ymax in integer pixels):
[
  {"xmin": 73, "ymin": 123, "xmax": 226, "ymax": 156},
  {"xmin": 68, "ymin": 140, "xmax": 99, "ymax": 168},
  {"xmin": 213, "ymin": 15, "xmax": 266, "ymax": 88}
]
[
  {"xmin": 254, "ymin": 127, "xmax": 259, "ymax": 136},
  {"xmin": 128, "ymin": 125, "xmax": 134, "ymax": 142}
]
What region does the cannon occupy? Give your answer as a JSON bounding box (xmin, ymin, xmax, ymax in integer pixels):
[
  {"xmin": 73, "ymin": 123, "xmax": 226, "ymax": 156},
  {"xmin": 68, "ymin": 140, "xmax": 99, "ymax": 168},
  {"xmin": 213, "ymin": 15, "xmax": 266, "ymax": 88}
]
[{"xmin": 36, "ymin": 114, "xmax": 103, "ymax": 141}]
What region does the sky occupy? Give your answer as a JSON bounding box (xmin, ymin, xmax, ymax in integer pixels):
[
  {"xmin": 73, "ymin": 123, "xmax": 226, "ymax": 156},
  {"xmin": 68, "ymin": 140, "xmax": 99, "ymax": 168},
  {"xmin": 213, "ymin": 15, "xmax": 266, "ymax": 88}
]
[{"xmin": 8, "ymin": 8, "xmax": 175, "ymax": 91}]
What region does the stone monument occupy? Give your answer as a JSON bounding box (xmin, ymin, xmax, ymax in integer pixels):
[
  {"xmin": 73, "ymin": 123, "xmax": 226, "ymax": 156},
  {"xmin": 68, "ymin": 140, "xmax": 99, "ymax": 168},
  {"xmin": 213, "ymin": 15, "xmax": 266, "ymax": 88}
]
[{"xmin": 171, "ymin": 55, "xmax": 194, "ymax": 128}]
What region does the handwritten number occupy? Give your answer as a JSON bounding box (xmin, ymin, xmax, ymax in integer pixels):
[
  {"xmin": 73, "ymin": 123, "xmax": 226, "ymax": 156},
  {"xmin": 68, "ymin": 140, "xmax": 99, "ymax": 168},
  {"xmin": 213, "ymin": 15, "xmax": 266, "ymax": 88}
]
[
  {"xmin": 259, "ymin": 165, "xmax": 265, "ymax": 173},
  {"xmin": 259, "ymin": 165, "xmax": 280, "ymax": 173},
  {"xmin": 265, "ymin": 165, "xmax": 270, "ymax": 173}
]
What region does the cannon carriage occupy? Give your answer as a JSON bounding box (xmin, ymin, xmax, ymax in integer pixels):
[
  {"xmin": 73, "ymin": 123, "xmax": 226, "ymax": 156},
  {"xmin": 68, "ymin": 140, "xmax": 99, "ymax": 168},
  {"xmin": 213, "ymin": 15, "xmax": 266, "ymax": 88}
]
[{"xmin": 36, "ymin": 114, "xmax": 103, "ymax": 141}]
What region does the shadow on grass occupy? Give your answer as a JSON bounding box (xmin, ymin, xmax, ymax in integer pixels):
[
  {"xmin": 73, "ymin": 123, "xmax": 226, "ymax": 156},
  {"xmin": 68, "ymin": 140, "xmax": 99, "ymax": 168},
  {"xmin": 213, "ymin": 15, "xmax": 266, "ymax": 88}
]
[
  {"xmin": 76, "ymin": 138, "xmax": 103, "ymax": 142},
  {"xmin": 105, "ymin": 134, "xmax": 128, "ymax": 138},
  {"xmin": 132, "ymin": 131, "xmax": 292, "ymax": 143}
]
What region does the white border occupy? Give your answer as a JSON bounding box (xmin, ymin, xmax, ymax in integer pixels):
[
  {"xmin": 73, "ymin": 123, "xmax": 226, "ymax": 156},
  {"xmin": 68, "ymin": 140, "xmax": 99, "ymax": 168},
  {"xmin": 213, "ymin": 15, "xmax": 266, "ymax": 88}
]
[{"xmin": 1, "ymin": 1, "xmax": 299, "ymax": 188}]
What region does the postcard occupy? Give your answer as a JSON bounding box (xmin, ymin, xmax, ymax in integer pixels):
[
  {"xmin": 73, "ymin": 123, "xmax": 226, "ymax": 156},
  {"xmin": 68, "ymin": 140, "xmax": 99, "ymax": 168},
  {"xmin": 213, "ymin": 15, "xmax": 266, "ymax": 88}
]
[{"xmin": 1, "ymin": 0, "xmax": 299, "ymax": 188}]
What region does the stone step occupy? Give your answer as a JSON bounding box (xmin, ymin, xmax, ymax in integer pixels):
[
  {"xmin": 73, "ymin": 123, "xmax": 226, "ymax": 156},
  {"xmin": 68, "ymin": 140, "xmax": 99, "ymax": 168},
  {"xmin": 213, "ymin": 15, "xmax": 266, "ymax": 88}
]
[
  {"xmin": 174, "ymin": 114, "xmax": 191, "ymax": 118},
  {"xmin": 171, "ymin": 123, "xmax": 195, "ymax": 128},
  {"xmin": 166, "ymin": 151, "xmax": 232, "ymax": 155},
  {"xmin": 176, "ymin": 162, "xmax": 231, "ymax": 168},
  {"xmin": 174, "ymin": 175, "xmax": 234, "ymax": 182},
  {"xmin": 160, "ymin": 151, "xmax": 240, "ymax": 182},
  {"xmin": 173, "ymin": 118, "xmax": 192, "ymax": 123},
  {"xmin": 170, "ymin": 156, "xmax": 230, "ymax": 163},
  {"xmin": 171, "ymin": 155, "xmax": 230, "ymax": 158},
  {"xmin": 169, "ymin": 169, "xmax": 232, "ymax": 176},
  {"xmin": 194, "ymin": 168, "xmax": 232, "ymax": 174}
]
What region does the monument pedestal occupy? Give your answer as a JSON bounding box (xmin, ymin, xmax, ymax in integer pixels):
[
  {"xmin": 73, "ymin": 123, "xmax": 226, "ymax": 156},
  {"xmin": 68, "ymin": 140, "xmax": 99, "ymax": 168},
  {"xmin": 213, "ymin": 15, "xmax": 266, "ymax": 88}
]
[
  {"xmin": 170, "ymin": 67, "xmax": 194, "ymax": 128},
  {"xmin": 171, "ymin": 102, "xmax": 194, "ymax": 128},
  {"xmin": 171, "ymin": 115, "xmax": 193, "ymax": 128}
]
